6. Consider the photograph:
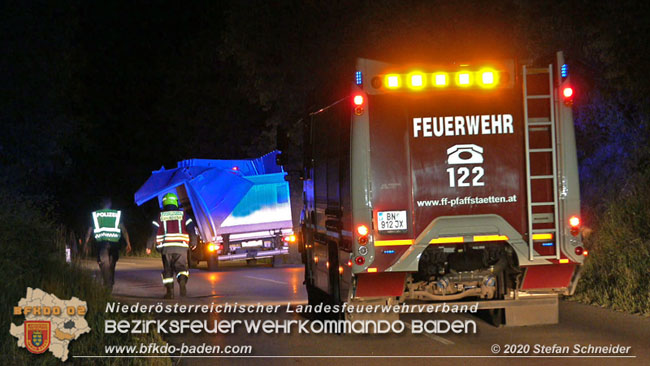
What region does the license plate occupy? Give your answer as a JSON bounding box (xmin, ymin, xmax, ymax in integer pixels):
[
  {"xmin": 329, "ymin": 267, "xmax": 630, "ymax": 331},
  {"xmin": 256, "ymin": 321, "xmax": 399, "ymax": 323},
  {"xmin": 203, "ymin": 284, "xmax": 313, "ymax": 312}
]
[
  {"xmin": 242, "ymin": 240, "xmax": 263, "ymax": 248},
  {"xmin": 377, "ymin": 210, "xmax": 407, "ymax": 232}
]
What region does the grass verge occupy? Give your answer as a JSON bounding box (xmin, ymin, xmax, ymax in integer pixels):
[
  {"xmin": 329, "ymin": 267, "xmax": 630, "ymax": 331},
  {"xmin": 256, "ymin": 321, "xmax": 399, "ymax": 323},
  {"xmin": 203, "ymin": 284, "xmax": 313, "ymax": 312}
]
[
  {"xmin": 573, "ymin": 171, "xmax": 650, "ymax": 316},
  {"xmin": 0, "ymin": 190, "xmax": 172, "ymax": 365}
]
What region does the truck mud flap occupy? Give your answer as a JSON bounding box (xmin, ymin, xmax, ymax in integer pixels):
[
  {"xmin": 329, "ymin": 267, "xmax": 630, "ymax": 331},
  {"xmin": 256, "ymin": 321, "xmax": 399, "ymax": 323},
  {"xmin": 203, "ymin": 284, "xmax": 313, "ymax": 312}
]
[
  {"xmin": 521, "ymin": 263, "xmax": 575, "ymax": 290},
  {"xmin": 504, "ymin": 295, "xmax": 558, "ymax": 326},
  {"xmin": 355, "ymin": 272, "xmax": 406, "ymax": 298}
]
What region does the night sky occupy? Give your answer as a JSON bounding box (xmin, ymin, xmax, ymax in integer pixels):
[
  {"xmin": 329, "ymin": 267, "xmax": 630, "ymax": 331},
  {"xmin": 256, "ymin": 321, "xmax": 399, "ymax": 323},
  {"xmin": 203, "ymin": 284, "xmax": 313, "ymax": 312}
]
[{"xmin": 2, "ymin": 0, "xmax": 649, "ymax": 246}]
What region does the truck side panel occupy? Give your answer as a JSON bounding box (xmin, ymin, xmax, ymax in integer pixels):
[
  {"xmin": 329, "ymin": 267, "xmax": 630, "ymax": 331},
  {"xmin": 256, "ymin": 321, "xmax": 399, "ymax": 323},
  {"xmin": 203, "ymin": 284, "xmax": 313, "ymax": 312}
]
[{"xmin": 308, "ymin": 100, "xmax": 352, "ymax": 298}]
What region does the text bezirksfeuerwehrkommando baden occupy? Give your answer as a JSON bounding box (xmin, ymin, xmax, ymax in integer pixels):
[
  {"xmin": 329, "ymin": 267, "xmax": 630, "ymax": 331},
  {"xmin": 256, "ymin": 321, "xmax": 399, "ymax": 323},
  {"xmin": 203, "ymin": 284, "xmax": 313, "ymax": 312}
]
[{"xmin": 105, "ymin": 318, "xmax": 477, "ymax": 335}]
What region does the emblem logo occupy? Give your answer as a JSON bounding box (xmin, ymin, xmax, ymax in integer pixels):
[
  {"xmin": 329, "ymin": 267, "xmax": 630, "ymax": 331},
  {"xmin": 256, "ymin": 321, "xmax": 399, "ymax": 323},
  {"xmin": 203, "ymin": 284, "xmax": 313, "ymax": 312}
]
[{"xmin": 25, "ymin": 321, "xmax": 51, "ymax": 354}]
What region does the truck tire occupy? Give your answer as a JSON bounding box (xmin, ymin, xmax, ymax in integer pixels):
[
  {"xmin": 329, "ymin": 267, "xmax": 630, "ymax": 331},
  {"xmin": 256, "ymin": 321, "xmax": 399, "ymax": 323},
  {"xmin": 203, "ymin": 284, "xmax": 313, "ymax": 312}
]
[
  {"xmin": 327, "ymin": 241, "xmax": 341, "ymax": 304},
  {"xmin": 306, "ymin": 283, "xmax": 331, "ymax": 312},
  {"xmin": 480, "ymin": 271, "xmax": 505, "ymax": 326},
  {"xmin": 207, "ymin": 255, "xmax": 219, "ymax": 271},
  {"xmin": 306, "ymin": 283, "xmax": 320, "ymax": 307}
]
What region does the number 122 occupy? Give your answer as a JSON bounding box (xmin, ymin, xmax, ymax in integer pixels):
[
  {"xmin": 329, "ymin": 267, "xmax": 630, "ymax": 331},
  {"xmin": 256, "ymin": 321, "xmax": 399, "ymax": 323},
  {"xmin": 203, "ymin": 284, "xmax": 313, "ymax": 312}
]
[{"xmin": 447, "ymin": 167, "xmax": 485, "ymax": 187}]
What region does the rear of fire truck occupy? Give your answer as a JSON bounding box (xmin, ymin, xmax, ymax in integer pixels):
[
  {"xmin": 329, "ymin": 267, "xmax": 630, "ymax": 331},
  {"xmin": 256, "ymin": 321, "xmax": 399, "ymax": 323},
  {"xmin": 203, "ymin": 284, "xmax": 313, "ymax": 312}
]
[{"xmin": 300, "ymin": 51, "xmax": 584, "ymax": 326}]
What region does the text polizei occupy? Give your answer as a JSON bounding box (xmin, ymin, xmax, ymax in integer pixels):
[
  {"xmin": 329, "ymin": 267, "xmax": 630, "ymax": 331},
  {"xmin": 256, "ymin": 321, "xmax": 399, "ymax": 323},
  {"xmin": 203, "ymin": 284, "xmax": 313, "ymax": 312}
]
[{"xmin": 413, "ymin": 114, "xmax": 514, "ymax": 138}]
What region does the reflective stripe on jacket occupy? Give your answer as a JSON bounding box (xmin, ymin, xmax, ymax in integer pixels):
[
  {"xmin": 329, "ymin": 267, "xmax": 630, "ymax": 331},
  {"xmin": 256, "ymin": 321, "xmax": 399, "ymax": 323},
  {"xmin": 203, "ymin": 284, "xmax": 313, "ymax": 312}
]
[
  {"xmin": 154, "ymin": 210, "xmax": 190, "ymax": 249},
  {"xmin": 92, "ymin": 209, "xmax": 122, "ymax": 242}
]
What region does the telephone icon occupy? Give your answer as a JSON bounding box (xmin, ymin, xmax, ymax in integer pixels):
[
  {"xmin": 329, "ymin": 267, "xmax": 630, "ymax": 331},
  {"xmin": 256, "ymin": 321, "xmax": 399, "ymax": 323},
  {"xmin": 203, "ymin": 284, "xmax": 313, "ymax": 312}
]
[{"xmin": 447, "ymin": 144, "xmax": 484, "ymax": 165}]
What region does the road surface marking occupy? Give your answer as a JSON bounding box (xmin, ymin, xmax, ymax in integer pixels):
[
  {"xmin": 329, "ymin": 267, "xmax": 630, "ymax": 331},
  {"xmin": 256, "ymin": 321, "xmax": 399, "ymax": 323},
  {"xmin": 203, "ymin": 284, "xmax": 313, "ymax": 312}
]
[
  {"xmin": 243, "ymin": 276, "xmax": 288, "ymax": 285},
  {"xmin": 404, "ymin": 323, "xmax": 454, "ymax": 345}
]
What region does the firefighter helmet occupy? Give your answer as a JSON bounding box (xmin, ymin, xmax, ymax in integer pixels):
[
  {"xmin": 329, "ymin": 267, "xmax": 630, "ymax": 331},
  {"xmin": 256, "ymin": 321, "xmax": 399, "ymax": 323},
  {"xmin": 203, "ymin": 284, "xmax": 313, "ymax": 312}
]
[{"xmin": 162, "ymin": 193, "xmax": 179, "ymax": 208}]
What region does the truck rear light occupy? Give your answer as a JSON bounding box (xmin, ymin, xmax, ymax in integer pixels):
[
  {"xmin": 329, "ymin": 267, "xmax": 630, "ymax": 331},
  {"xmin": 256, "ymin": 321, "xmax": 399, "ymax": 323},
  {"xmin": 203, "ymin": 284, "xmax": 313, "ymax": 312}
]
[
  {"xmin": 583, "ymin": 250, "xmax": 589, "ymax": 256},
  {"xmin": 358, "ymin": 246, "xmax": 368, "ymax": 255},
  {"xmin": 283, "ymin": 235, "xmax": 296, "ymax": 243},
  {"xmin": 355, "ymin": 256, "xmax": 365, "ymax": 266},
  {"xmin": 207, "ymin": 243, "xmax": 217, "ymax": 252},
  {"xmin": 562, "ymin": 86, "xmax": 574, "ymax": 106},
  {"xmin": 347, "ymin": 260, "xmax": 353, "ymax": 267},
  {"xmin": 314, "ymin": 256, "xmax": 319, "ymax": 263},
  {"xmin": 326, "ymin": 261, "xmax": 330, "ymax": 269},
  {"xmin": 569, "ymin": 215, "xmax": 580, "ymax": 236},
  {"xmin": 357, "ymin": 225, "xmax": 369, "ymax": 236},
  {"xmin": 575, "ymin": 246, "xmax": 584, "ymax": 256},
  {"xmin": 339, "ymin": 266, "xmax": 344, "ymax": 274},
  {"xmin": 357, "ymin": 224, "xmax": 370, "ymax": 245},
  {"xmin": 353, "ymin": 94, "xmax": 365, "ymax": 115}
]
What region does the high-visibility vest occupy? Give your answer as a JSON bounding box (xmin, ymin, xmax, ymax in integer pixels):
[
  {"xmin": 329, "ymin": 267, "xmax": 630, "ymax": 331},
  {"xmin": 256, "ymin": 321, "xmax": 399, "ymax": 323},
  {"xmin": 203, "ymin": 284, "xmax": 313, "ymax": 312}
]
[
  {"xmin": 92, "ymin": 209, "xmax": 122, "ymax": 242},
  {"xmin": 154, "ymin": 210, "xmax": 190, "ymax": 249}
]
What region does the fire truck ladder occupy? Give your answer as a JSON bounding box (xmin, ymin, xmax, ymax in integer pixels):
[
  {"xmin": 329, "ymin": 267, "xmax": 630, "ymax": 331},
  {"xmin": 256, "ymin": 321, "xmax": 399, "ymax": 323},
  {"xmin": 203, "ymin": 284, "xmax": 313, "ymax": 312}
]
[{"xmin": 523, "ymin": 65, "xmax": 560, "ymax": 261}]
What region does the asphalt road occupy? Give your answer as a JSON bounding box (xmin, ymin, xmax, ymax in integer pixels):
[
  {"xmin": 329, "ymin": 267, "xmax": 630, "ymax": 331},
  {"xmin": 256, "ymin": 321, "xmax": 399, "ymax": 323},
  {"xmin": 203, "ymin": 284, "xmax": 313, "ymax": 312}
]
[{"xmin": 88, "ymin": 257, "xmax": 649, "ymax": 365}]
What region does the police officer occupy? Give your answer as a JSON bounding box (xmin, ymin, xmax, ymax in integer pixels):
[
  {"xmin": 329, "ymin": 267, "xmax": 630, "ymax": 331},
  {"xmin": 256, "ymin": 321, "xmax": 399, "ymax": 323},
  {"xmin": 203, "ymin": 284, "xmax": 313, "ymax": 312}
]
[
  {"xmin": 147, "ymin": 193, "xmax": 195, "ymax": 299},
  {"xmin": 84, "ymin": 198, "xmax": 132, "ymax": 291}
]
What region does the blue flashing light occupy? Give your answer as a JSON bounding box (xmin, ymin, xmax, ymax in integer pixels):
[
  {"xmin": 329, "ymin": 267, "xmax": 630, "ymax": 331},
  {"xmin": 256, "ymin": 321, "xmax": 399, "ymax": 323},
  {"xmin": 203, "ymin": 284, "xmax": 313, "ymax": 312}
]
[
  {"xmin": 383, "ymin": 249, "xmax": 396, "ymax": 254},
  {"xmin": 355, "ymin": 71, "xmax": 363, "ymax": 85},
  {"xmin": 561, "ymin": 64, "xmax": 568, "ymax": 78},
  {"xmin": 541, "ymin": 242, "xmax": 554, "ymax": 247}
]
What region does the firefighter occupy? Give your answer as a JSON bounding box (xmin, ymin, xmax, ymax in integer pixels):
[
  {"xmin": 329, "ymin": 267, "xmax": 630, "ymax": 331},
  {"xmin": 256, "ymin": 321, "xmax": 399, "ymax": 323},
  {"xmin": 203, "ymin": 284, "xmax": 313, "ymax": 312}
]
[
  {"xmin": 84, "ymin": 198, "xmax": 132, "ymax": 291},
  {"xmin": 146, "ymin": 192, "xmax": 195, "ymax": 299}
]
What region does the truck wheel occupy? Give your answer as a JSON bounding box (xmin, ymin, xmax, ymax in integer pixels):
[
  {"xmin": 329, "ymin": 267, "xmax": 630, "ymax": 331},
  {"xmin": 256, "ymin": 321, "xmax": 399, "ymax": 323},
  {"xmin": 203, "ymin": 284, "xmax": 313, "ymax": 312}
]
[
  {"xmin": 306, "ymin": 283, "xmax": 323, "ymax": 308},
  {"xmin": 481, "ymin": 271, "xmax": 505, "ymax": 326},
  {"xmin": 207, "ymin": 255, "xmax": 219, "ymax": 271}
]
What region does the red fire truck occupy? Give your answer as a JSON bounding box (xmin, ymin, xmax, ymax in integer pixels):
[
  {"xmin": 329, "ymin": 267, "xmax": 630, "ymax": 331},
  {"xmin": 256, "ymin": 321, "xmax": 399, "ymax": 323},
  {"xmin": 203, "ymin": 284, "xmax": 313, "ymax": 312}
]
[{"xmin": 298, "ymin": 51, "xmax": 584, "ymax": 326}]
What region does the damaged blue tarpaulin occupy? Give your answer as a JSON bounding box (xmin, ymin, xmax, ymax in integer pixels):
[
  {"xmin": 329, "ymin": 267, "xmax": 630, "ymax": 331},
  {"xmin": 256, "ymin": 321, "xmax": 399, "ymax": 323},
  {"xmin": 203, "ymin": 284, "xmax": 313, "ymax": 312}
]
[{"xmin": 134, "ymin": 151, "xmax": 287, "ymax": 243}]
